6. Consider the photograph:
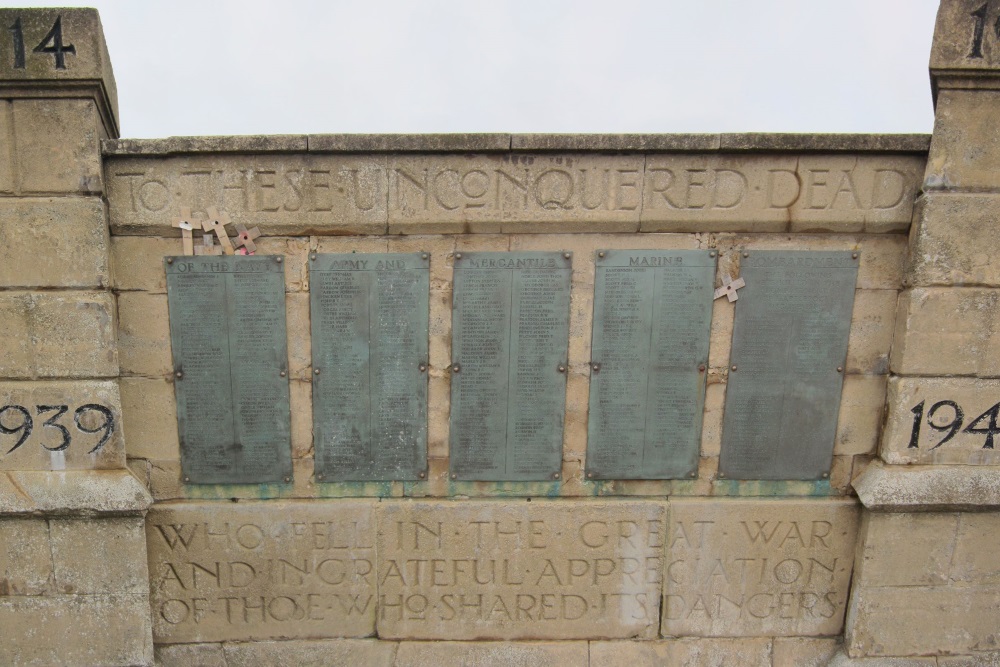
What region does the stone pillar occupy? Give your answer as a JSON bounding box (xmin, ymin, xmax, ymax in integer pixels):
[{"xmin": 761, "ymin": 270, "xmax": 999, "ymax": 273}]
[
  {"xmin": 0, "ymin": 8, "xmax": 152, "ymax": 666},
  {"xmin": 844, "ymin": 0, "xmax": 1000, "ymax": 659}
]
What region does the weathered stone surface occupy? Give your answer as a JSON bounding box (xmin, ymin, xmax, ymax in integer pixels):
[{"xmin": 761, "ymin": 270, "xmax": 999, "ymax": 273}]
[
  {"xmin": 387, "ymin": 154, "xmax": 644, "ymax": 233},
  {"xmin": 771, "ymin": 637, "xmax": 840, "ymax": 667},
  {"xmin": 853, "ymin": 460, "xmax": 1000, "ymax": 511},
  {"xmin": 117, "ymin": 292, "xmax": 171, "ymax": 377},
  {"xmin": 909, "ymin": 194, "xmax": 1000, "ymax": 286},
  {"xmin": 846, "ymin": 291, "xmax": 896, "ymax": 375},
  {"xmin": 0, "ymin": 101, "xmax": 12, "ymax": 193},
  {"xmin": 719, "ymin": 133, "xmax": 929, "ymax": 153},
  {"xmin": 663, "ymin": 498, "xmax": 859, "ymax": 637},
  {"xmin": 834, "ymin": 375, "xmax": 887, "ymax": 457},
  {"xmin": 0, "ymin": 380, "xmax": 124, "ymax": 470},
  {"xmin": 313, "ymin": 133, "xmax": 511, "ymax": 152},
  {"xmin": 847, "ymin": 511, "xmax": 1000, "ymax": 657},
  {"xmin": 377, "ymin": 500, "xmax": 665, "ymax": 640},
  {"xmin": 0, "ymin": 593, "xmax": 152, "ymax": 666},
  {"xmin": 106, "ymin": 155, "xmax": 387, "ymax": 235},
  {"xmin": 395, "ymin": 641, "xmax": 587, "ymax": 667},
  {"xmin": 1, "ymin": 469, "xmax": 151, "ymax": 516},
  {"xmin": 0, "ymin": 518, "xmax": 52, "ymax": 595},
  {"xmin": 0, "ymin": 291, "xmax": 117, "ymax": 379},
  {"xmin": 589, "ymin": 638, "xmax": 771, "ymax": 667},
  {"xmin": 107, "ymin": 135, "xmax": 307, "ymax": 155},
  {"xmin": 714, "ymin": 233, "xmax": 906, "ymax": 290},
  {"xmin": 827, "ymin": 651, "xmax": 936, "ymax": 666},
  {"xmin": 938, "ymin": 653, "xmax": 1000, "ymax": 667},
  {"xmin": 931, "ymin": 1, "xmax": 1000, "ymax": 73},
  {"xmin": 891, "ymin": 288, "xmax": 1000, "ymax": 376},
  {"xmin": 881, "ymin": 377, "xmax": 1000, "ymax": 465},
  {"xmin": 12, "ymin": 99, "xmax": 103, "ymax": 193},
  {"xmin": 642, "ymin": 154, "xmax": 922, "ymax": 233},
  {"xmin": 155, "ymin": 642, "xmax": 227, "ymax": 667},
  {"xmin": 925, "ymin": 90, "xmax": 1000, "ymax": 190},
  {"xmin": 512, "ymin": 133, "xmax": 719, "ymax": 151},
  {"xmin": 120, "ymin": 377, "xmax": 178, "ymax": 461},
  {"xmin": 147, "ymin": 501, "xmax": 376, "ymax": 642},
  {"xmin": 0, "ymin": 198, "xmax": 109, "ymax": 288},
  {"xmin": 50, "ymin": 516, "xmax": 147, "ymax": 594},
  {"xmin": 224, "ymin": 639, "xmax": 396, "ymax": 667}
]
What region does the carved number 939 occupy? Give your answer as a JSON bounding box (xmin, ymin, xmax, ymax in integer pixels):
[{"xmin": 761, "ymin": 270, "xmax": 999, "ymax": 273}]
[
  {"xmin": 907, "ymin": 400, "xmax": 1000, "ymax": 450},
  {"xmin": 0, "ymin": 404, "xmax": 114, "ymax": 455}
]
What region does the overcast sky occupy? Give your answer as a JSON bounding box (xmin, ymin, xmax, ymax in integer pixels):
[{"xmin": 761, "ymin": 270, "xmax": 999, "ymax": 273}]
[{"xmin": 23, "ymin": 1, "xmax": 940, "ymax": 139}]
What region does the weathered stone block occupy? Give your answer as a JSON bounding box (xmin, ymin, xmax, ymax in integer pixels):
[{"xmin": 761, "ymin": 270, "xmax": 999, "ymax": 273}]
[
  {"xmin": 0, "ymin": 518, "xmax": 52, "ymax": 595},
  {"xmin": 771, "ymin": 637, "xmax": 840, "ymax": 667},
  {"xmin": 847, "ymin": 511, "xmax": 1000, "ymax": 657},
  {"xmin": 926, "ymin": 90, "xmax": 1000, "ymax": 191},
  {"xmin": 387, "ymin": 154, "xmax": 644, "ymax": 233},
  {"xmin": 49, "ymin": 516, "xmax": 147, "ymax": 594},
  {"xmin": 881, "ymin": 377, "xmax": 1000, "ymax": 465},
  {"xmin": 396, "ymin": 641, "xmax": 588, "ymax": 667},
  {"xmin": 13, "ymin": 99, "xmax": 103, "ymax": 193},
  {"xmin": 155, "ymin": 643, "xmax": 226, "ymax": 667},
  {"xmin": 120, "ymin": 377, "xmax": 177, "ymax": 461},
  {"xmin": 890, "ymin": 288, "xmax": 1000, "ymax": 376},
  {"xmin": 909, "ymin": 194, "xmax": 1000, "ymax": 286},
  {"xmin": 589, "ymin": 638, "xmax": 772, "ymax": 667},
  {"xmin": 224, "ymin": 639, "xmax": 396, "ymax": 667},
  {"xmin": 286, "ymin": 292, "xmax": 311, "ymax": 379},
  {"xmin": 377, "ymin": 500, "xmax": 666, "ymax": 639},
  {"xmin": 663, "ymin": 498, "xmax": 859, "ymax": 637},
  {"xmin": 117, "ymin": 292, "xmax": 171, "ymax": 377},
  {"xmin": 0, "ymin": 101, "xmax": 12, "ymax": 193},
  {"xmin": 147, "ymin": 501, "xmax": 376, "ymax": 642},
  {"xmin": 106, "ymin": 155, "xmax": 387, "ymax": 235},
  {"xmin": 0, "ymin": 198, "xmax": 109, "ymax": 288},
  {"xmin": 834, "ymin": 375, "xmax": 887, "ymax": 457},
  {"xmin": 847, "ymin": 290, "xmax": 896, "ymax": 375},
  {"xmin": 853, "ymin": 461, "xmax": 1000, "ymax": 512},
  {"xmin": 642, "ymin": 154, "xmax": 922, "ymax": 233},
  {"xmin": 0, "ymin": 380, "xmax": 124, "ymax": 469},
  {"xmin": 938, "ymin": 653, "xmax": 1000, "ymax": 667},
  {"xmin": 0, "ymin": 593, "xmax": 152, "ymax": 666},
  {"xmin": 0, "ymin": 291, "xmax": 117, "ymax": 378},
  {"xmin": 290, "ymin": 379, "xmax": 312, "ymax": 459}
]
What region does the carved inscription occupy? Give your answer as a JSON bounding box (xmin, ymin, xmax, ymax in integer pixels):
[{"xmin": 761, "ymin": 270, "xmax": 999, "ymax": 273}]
[
  {"xmin": 310, "ymin": 253, "xmax": 429, "ymax": 481},
  {"xmin": 0, "ymin": 381, "xmax": 123, "ymax": 470},
  {"xmin": 882, "ymin": 377, "xmax": 1000, "ymax": 465},
  {"xmin": 720, "ymin": 251, "xmax": 858, "ymax": 480},
  {"xmin": 147, "ymin": 503, "xmax": 376, "ymax": 642},
  {"xmin": 587, "ymin": 250, "xmax": 715, "ymax": 479},
  {"xmin": 663, "ymin": 499, "xmax": 859, "ymax": 637},
  {"xmin": 5, "ymin": 15, "xmax": 75, "ymax": 70},
  {"xmin": 450, "ymin": 252, "xmax": 571, "ymax": 481},
  {"xmin": 377, "ymin": 500, "xmax": 665, "ymax": 640},
  {"xmin": 165, "ymin": 257, "xmax": 292, "ymax": 484}
]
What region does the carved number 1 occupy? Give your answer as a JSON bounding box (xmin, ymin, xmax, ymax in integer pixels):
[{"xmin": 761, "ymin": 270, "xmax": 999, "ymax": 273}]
[
  {"xmin": 969, "ymin": 3, "xmax": 1000, "ymax": 59},
  {"xmin": 6, "ymin": 16, "xmax": 75, "ymax": 70}
]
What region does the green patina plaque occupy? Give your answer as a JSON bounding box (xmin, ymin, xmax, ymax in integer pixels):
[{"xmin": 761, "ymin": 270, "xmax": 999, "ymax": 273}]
[
  {"xmin": 450, "ymin": 252, "xmax": 571, "ymax": 481},
  {"xmin": 165, "ymin": 256, "xmax": 291, "ymax": 484},
  {"xmin": 310, "ymin": 253, "xmax": 429, "ymax": 481},
  {"xmin": 587, "ymin": 250, "xmax": 716, "ymax": 479},
  {"xmin": 720, "ymin": 250, "xmax": 859, "ymax": 480}
]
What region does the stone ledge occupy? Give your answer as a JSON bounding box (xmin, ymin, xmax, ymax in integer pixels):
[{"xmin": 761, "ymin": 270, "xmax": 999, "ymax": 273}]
[
  {"xmin": 102, "ymin": 133, "xmax": 931, "ymax": 156},
  {"xmin": 853, "ymin": 460, "xmax": 1000, "ymax": 511},
  {"xmin": 827, "ymin": 649, "xmax": 936, "ymax": 665},
  {"xmin": 0, "ymin": 469, "xmax": 152, "ymax": 516}
]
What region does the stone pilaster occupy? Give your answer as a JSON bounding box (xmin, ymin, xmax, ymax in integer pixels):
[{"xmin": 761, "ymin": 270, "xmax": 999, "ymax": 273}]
[
  {"xmin": 845, "ymin": 0, "xmax": 1000, "ymax": 658},
  {"xmin": 0, "ymin": 8, "xmax": 152, "ymax": 666}
]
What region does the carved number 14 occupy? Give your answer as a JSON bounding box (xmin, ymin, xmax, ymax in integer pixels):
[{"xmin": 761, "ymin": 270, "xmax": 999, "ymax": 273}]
[
  {"xmin": 908, "ymin": 400, "xmax": 1000, "ymax": 450},
  {"xmin": 7, "ymin": 16, "xmax": 76, "ymax": 70}
]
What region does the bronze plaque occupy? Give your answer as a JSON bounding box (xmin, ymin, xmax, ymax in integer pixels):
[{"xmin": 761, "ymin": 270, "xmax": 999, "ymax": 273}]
[
  {"xmin": 310, "ymin": 253, "xmax": 429, "ymax": 481},
  {"xmin": 587, "ymin": 250, "xmax": 715, "ymax": 479},
  {"xmin": 165, "ymin": 256, "xmax": 292, "ymax": 484},
  {"xmin": 450, "ymin": 252, "xmax": 571, "ymax": 481},
  {"xmin": 720, "ymin": 250, "xmax": 859, "ymax": 480}
]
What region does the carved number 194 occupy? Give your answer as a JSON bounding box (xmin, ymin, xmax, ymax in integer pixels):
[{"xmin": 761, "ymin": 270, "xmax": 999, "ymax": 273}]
[
  {"xmin": 6, "ymin": 16, "xmax": 76, "ymax": 70},
  {"xmin": 908, "ymin": 400, "xmax": 1000, "ymax": 450}
]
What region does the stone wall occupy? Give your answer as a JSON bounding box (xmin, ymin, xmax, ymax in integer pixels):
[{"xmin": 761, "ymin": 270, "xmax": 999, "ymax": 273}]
[{"xmin": 1, "ymin": 3, "xmax": 1000, "ymax": 666}]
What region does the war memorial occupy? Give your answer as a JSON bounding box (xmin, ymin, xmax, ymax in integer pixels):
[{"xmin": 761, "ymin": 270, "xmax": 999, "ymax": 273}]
[{"xmin": 0, "ymin": 3, "xmax": 998, "ymax": 664}]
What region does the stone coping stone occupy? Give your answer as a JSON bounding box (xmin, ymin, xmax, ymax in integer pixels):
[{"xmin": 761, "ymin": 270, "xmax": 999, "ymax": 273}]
[
  {"xmin": 854, "ymin": 460, "xmax": 1000, "ymax": 511},
  {"xmin": 0, "ymin": 469, "xmax": 151, "ymax": 516},
  {"xmin": 103, "ymin": 133, "xmax": 931, "ymax": 156}
]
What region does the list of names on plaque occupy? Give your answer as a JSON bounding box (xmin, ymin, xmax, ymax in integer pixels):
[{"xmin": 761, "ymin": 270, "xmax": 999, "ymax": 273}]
[
  {"xmin": 310, "ymin": 253, "xmax": 429, "ymax": 481},
  {"xmin": 450, "ymin": 252, "xmax": 571, "ymax": 481},
  {"xmin": 720, "ymin": 250, "xmax": 859, "ymax": 480},
  {"xmin": 165, "ymin": 256, "xmax": 291, "ymax": 484},
  {"xmin": 587, "ymin": 250, "xmax": 716, "ymax": 479}
]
